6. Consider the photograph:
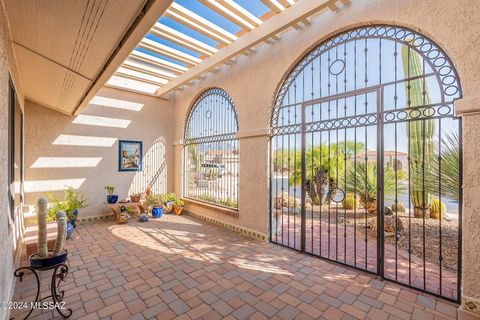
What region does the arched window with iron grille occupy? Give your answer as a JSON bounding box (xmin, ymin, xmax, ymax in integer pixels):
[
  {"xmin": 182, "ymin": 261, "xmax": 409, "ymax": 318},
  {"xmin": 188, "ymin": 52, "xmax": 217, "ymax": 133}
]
[{"xmin": 183, "ymin": 88, "xmax": 239, "ymax": 209}]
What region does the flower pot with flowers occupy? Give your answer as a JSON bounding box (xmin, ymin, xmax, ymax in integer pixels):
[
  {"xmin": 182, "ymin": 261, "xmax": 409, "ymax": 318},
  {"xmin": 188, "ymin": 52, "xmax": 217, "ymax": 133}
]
[{"xmin": 146, "ymin": 194, "xmax": 165, "ymax": 218}]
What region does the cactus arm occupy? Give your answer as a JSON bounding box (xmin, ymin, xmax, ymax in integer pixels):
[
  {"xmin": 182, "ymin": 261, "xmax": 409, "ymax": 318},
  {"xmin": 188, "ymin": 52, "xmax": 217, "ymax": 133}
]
[
  {"xmin": 52, "ymin": 211, "xmax": 67, "ymax": 257},
  {"xmin": 401, "ymin": 45, "xmax": 435, "ymax": 216},
  {"xmin": 37, "ymin": 197, "xmax": 49, "ymax": 258}
]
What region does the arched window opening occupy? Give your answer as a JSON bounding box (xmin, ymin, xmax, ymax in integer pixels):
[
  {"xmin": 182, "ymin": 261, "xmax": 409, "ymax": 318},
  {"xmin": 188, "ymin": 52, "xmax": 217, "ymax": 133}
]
[{"xmin": 184, "ymin": 88, "xmax": 239, "ymax": 209}]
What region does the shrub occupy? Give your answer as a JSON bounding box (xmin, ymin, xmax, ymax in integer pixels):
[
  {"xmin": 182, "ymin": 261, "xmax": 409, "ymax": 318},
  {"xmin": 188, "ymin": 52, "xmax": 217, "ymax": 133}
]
[
  {"xmin": 391, "ymin": 201, "xmax": 406, "ymax": 213},
  {"xmin": 342, "ymin": 194, "xmax": 359, "ymax": 210}
]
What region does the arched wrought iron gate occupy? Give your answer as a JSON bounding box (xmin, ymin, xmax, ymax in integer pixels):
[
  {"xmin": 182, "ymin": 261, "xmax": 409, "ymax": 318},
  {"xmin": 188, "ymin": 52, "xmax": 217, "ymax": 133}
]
[{"xmin": 269, "ymin": 25, "xmax": 462, "ymax": 302}]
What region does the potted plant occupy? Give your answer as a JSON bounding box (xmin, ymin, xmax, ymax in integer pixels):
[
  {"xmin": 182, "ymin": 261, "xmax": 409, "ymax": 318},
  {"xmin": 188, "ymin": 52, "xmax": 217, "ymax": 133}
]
[
  {"xmin": 117, "ymin": 205, "xmax": 132, "ymax": 224},
  {"xmin": 163, "ymin": 193, "xmax": 178, "ymax": 214},
  {"xmin": 173, "ymin": 198, "xmax": 185, "ymax": 216},
  {"xmin": 146, "ymin": 194, "xmax": 164, "ymax": 218},
  {"xmin": 104, "ymin": 185, "xmax": 118, "ymax": 204},
  {"xmin": 129, "ymin": 192, "xmax": 142, "ymax": 203},
  {"xmin": 47, "ymin": 187, "xmax": 87, "ymax": 239}
]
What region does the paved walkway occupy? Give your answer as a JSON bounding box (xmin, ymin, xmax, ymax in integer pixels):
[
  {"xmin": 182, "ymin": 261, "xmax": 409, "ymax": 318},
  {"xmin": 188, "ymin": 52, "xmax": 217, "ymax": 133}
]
[
  {"xmin": 273, "ymin": 212, "xmax": 458, "ymax": 301},
  {"xmin": 11, "ymin": 215, "xmax": 458, "ymax": 319}
]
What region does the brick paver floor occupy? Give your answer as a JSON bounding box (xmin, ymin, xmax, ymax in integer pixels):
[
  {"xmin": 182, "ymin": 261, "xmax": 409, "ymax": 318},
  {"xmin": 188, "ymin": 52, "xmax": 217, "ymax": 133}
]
[{"xmin": 10, "ymin": 214, "xmax": 458, "ymax": 319}]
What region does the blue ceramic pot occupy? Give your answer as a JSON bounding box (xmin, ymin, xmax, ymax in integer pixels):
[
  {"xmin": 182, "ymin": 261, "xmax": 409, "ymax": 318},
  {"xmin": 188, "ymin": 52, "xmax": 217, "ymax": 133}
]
[
  {"xmin": 66, "ymin": 209, "xmax": 78, "ymax": 239},
  {"xmin": 29, "ymin": 250, "xmax": 68, "ymax": 268},
  {"xmin": 152, "ymin": 207, "xmax": 164, "ymax": 218},
  {"xmin": 107, "ymin": 195, "xmax": 118, "ymax": 204}
]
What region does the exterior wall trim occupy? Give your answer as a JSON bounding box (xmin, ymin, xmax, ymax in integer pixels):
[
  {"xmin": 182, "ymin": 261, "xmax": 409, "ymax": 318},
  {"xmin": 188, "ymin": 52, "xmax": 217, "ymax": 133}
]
[
  {"xmin": 236, "ymin": 128, "xmax": 270, "ymax": 140},
  {"xmin": 185, "ymin": 209, "xmax": 268, "ymax": 241},
  {"xmin": 455, "ymin": 96, "xmax": 480, "ymax": 116}
]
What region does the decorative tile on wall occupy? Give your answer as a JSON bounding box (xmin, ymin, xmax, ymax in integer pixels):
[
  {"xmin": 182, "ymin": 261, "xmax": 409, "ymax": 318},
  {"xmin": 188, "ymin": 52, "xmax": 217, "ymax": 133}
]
[
  {"xmin": 185, "ymin": 209, "xmax": 268, "ymax": 242},
  {"xmin": 77, "ymin": 213, "xmax": 114, "ymax": 223},
  {"xmin": 463, "ymin": 296, "xmax": 480, "ymax": 316}
]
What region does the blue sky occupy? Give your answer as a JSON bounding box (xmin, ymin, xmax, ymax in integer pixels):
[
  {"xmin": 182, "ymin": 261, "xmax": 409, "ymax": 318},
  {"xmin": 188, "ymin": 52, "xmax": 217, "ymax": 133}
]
[{"xmin": 139, "ymin": 0, "xmax": 270, "ymax": 66}]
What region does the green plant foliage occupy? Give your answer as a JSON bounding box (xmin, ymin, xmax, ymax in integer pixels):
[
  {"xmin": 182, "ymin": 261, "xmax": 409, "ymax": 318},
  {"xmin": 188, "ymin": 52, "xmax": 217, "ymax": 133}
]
[
  {"xmin": 146, "ymin": 194, "xmax": 165, "ymax": 207},
  {"xmin": 402, "ymin": 45, "xmax": 435, "ymax": 216},
  {"xmin": 342, "ymin": 194, "xmax": 359, "ymax": 210},
  {"xmin": 281, "ymin": 141, "xmax": 365, "ymax": 205},
  {"xmin": 346, "ymin": 162, "xmax": 404, "ymax": 208},
  {"xmin": 174, "ymin": 198, "xmax": 185, "ymax": 208},
  {"xmin": 391, "ymin": 201, "xmax": 406, "ymax": 213},
  {"xmin": 104, "ymin": 185, "xmax": 115, "ymax": 195},
  {"xmin": 197, "ymin": 194, "xmax": 238, "ymax": 209},
  {"xmin": 46, "ymin": 187, "xmax": 87, "ymax": 221},
  {"xmin": 429, "ymin": 197, "xmax": 446, "ymax": 219},
  {"xmin": 420, "ymin": 131, "xmax": 460, "ymax": 203},
  {"xmin": 164, "ymin": 193, "xmax": 179, "ymax": 203}
]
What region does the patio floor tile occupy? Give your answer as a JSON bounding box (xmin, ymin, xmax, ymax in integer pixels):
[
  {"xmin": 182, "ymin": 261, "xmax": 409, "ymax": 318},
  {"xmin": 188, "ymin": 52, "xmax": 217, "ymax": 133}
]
[{"xmin": 9, "ymin": 214, "xmax": 458, "ymax": 319}]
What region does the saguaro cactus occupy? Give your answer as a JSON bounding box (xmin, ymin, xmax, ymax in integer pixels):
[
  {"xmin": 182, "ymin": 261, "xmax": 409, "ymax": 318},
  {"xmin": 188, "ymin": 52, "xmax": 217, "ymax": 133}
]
[
  {"xmin": 402, "ymin": 45, "xmax": 435, "ymax": 218},
  {"xmin": 37, "ymin": 197, "xmax": 48, "ymax": 258},
  {"xmin": 52, "ymin": 211, "xmax": 67, "ymax": 256}
]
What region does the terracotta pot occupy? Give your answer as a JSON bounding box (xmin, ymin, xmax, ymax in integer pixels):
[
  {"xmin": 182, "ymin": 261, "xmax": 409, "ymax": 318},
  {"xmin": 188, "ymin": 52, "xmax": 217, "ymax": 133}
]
[
  {"xmin": 130, "ymin": 195, "xmax": 141, "ymax": 203},
  {"xmin": 174, "ymin": 207, "xmax": 184, "ymax": 216}
]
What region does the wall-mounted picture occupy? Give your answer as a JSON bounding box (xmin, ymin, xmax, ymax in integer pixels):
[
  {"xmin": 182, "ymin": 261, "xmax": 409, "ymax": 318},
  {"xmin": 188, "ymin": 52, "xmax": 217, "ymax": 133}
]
[{"xmin": 118, "ymin": 140, "xmax": 142, "ymax": 172}]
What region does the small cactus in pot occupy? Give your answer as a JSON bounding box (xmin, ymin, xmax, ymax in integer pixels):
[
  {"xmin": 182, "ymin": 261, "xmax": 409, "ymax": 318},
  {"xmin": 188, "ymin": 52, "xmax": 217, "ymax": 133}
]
[{"xmin": 30, "ymin": 198, "xmax": 69, "ymax": 268}]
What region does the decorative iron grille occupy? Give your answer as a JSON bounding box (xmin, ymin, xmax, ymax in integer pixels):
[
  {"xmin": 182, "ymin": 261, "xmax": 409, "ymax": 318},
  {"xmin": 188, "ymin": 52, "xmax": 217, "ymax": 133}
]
[
  {"xmin": 270, "ymin": 25, "xmax": 462, "ymax": 302},
  {"xmin": 184, "ymin": 88, "xmax": 239, "ymax": 209}
]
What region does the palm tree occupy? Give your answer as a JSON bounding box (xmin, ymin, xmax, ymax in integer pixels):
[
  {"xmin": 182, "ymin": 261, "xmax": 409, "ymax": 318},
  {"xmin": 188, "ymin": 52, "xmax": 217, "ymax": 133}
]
[{"xmin": 288, "ymin": 142, "xmax": 365, "ymax": 205}]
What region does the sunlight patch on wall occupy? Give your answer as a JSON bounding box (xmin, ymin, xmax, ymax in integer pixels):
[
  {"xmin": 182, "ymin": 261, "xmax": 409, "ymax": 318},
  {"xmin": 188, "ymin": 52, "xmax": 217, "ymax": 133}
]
[
  {"xmin": 53, "ymin": 134, "xmax": 117, "ymax": 147},
  {"xmin": 89, "ymin": 96, "xmax": 144, "ymax": 112},
  {"xmin": 31, "ymin": 157, "xmax": 102, "ymax": 168},
  {"xmin": 73, "ymin": 115, "xmax": 131, "ymax": 128},
  {"xmin": 24, "ymin": 178, "xmax": 86, "ymax": 193}
]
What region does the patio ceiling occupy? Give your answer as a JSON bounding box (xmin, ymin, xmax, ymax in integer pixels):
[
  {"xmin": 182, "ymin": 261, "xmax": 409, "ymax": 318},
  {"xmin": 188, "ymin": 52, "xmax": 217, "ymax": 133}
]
[
  {"xmin": 104, "ymin": 0, "xmax": 351, "ymax": 100},
  {"xmin": 3, "ymin": 0, "xmax": 175, "ymax": 115}
]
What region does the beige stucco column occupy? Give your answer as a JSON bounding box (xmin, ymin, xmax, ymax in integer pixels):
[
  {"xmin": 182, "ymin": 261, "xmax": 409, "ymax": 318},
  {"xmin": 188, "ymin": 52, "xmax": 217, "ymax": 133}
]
[{"xmin": 455, "ymin": 96, "xmax": 480, "ymax": 319}]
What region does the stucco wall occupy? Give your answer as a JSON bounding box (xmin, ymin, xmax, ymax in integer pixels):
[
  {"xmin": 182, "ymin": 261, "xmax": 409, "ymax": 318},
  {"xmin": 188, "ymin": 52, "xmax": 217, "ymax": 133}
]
[
  {"xmin": 170, "ymin": 0, "xmax": 480, "ymax": 309},
  {"xmin": 24, "ymin": 86, "xmax": 175, "ymax": 218},
  {"xmin": 0, "ymin": 1, "xmax": 25, "ymax": 319}
]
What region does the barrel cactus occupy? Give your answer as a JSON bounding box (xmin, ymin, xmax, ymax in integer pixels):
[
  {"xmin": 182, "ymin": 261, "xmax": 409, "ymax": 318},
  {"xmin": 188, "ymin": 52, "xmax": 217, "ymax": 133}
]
[
  {"xmin": 37, "ymin": 197, "xmax": 49, "ymax": 258},
  {"xmin": 429, "ymin": 197, "xmax": 446, "ymax": 220},
  {"xmin": 52, "ymin": 211, "xmax": 67, "ymax": 256},
  {"xmin": 342, "ymin": 194, "xmax": 359, "ymax": 210},
  {"xmin": 402, "ymin": 44, "xmax": 434, "ymax": 218},
  {"xmin": 391, "ymin": 201, "xmax": 406, "ymax": 213}
]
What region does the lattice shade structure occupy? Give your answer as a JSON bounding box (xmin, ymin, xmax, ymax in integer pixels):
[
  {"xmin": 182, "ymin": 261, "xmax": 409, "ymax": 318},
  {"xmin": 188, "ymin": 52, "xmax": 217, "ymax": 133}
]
[{"xmin": 107, "ymin": 0, "xmax": 351, "ymax": 96}]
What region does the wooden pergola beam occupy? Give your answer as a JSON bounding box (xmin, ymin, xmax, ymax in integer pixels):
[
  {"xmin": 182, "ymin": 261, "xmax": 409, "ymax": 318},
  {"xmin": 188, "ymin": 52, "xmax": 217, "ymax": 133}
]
[
  {"xmin": 198, "ymin": 0, "xmax": 259, "ymax": 31},
  {"xmin": 129, "ymin": 50, "xmax": 188, "ymax": 74},
  {"xmin": 122, "ymin": 60, "xmax": 177, "ymax": 80},
  {"xmin": 260, "ymin": 0, "xmax": 284, "ymax": 13},
  {"xmin": 156, "ymin": 0, "xmax": 337, "ymax": 97},
  {"xmin": 150, "ymin": 23, "xmax": 217, "ymax": 56},
  {"xmin": 138, "ymin": 38, "xmax": 201, "ymax": 66},
  {"xmin": 165, "ymin": 2, "xmax": 237, "ymax": 44}
]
